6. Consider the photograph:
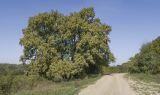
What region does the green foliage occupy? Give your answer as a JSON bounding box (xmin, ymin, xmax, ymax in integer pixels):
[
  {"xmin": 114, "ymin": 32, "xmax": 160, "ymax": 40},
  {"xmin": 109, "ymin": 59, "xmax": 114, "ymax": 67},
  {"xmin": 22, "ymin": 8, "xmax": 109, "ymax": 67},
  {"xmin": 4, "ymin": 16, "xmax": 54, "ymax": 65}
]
[
  {"xmin": 0, "ymin": 64, "xmax": 40, "ymax": 95},
  {"xmin": 0, "ymin": 64, "xmax": 28, "ymax": 75},
  {"xmin": 20, "ymin": 7, "xmax": 114, "ymax": 80},
  {"xmin": 0, "ymin": 75, "xmax": 14, "ymax": 95},
  {"xmin": 101, "ymin": 66, "xmax": 121, "ymax": 74},
  {"xmin": 0, "ymin": 75, "xmax": 39, "ymax": 95},
  {"xmin": 116, "ymin": 63, "xmax": 130, "ymax": 73},
  {"xmin": 127, "ymin": 36, "xmax": 160, "ymax": 74}
]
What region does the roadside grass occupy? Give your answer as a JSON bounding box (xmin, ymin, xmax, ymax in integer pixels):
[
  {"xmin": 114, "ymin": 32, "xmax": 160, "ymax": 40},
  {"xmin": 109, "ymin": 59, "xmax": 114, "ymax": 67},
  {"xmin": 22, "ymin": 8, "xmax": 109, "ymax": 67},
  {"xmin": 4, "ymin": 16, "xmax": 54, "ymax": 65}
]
[
  {"xmin": 11, "ymin": 75, "xmax": 101, "ymax": 95},
  {"xmin": 127, "ymin": 73, "xmax": 160, "ymax": 95},
  {"xmin": 128, "ymin": 73, "xmax": 160, "ymax": 83}
]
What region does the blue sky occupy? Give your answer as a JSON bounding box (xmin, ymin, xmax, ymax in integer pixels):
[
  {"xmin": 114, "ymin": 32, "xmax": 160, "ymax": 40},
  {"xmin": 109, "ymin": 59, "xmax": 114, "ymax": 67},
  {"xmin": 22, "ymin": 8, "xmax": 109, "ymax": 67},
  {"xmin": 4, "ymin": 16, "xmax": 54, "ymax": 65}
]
[{"xmin": 0, "ymin": 0, "xmax": 160, "ymax": 64}]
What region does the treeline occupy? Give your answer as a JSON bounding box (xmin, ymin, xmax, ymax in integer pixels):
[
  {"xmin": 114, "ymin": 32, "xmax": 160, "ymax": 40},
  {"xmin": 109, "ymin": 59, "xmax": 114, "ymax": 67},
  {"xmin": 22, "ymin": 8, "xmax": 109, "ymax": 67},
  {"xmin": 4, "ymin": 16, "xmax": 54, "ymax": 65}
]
[
  {"xmin": 0, "ymin": 64, "xmax": 28, "ymax": 75},
  {"xmin": 20, "ymin": 7, "xmax": 115, "ymax": 81},
  {"xmin": 101, "ymin": 64, "xmax": 129, "ymax": 74},
  {"xmin": 125, "ymin": 36, "xmax": 160, "ymax": 74}
]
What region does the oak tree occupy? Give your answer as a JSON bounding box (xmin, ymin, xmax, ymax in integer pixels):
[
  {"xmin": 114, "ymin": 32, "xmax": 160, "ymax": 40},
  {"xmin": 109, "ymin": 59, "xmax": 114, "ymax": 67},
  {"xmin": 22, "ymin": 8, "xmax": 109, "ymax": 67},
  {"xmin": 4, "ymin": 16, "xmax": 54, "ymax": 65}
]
[{"xmin": 20, "ymin": 8, "xmax": 115, "ymax": 80}]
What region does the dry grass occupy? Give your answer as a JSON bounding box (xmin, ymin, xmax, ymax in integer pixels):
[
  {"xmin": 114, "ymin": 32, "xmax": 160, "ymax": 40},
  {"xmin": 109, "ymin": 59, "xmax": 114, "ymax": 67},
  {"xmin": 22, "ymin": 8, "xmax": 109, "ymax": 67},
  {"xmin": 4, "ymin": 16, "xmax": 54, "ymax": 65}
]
[{"xmin": 126, "ymin": 73, "xmax": 160, "ymax": 95}]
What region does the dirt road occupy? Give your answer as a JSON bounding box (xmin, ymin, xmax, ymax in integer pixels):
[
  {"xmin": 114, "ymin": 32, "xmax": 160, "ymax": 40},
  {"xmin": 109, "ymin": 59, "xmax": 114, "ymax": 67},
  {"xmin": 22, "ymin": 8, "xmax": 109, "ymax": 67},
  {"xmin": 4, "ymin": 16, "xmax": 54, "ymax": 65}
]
[{"xmin": 78, "ymin": 73, "xmax": 136, "ymax": 95}]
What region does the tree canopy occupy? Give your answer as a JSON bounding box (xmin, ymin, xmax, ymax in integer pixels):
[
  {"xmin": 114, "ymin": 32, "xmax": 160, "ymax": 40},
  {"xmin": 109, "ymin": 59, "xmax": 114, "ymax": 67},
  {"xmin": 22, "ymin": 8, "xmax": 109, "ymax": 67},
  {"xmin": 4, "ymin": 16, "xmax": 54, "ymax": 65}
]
[
  {"xmin": 127, "ymin": 36, "xmax": 160, "ymax": 74},
  {"xmin": 20, "ymin": 8, "xmax": 115, "ymax": 81}
]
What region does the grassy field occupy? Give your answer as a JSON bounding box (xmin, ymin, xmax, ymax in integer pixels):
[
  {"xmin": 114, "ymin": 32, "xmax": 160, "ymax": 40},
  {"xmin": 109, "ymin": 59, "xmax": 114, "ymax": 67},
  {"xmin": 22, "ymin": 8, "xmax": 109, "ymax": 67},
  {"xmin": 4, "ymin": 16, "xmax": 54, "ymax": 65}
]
[{"xmin": 11, "ymin": 75, "xmax": 101, "ymax": 95}]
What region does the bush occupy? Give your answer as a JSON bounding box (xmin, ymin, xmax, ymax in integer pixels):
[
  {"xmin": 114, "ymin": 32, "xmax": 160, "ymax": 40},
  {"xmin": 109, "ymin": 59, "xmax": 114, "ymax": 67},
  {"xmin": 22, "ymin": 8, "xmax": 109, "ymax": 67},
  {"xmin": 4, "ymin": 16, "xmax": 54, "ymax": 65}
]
[
  {"xmin": 12, "ymin": 75, "xmax": 39, "ymax": 91},
  {"xmin": 0, "ymin": 75, "xmax": 40, "ymax": 95},
  {"xmin": 0, "ymin": 75, "xmax": 14, "ymax": 95}
]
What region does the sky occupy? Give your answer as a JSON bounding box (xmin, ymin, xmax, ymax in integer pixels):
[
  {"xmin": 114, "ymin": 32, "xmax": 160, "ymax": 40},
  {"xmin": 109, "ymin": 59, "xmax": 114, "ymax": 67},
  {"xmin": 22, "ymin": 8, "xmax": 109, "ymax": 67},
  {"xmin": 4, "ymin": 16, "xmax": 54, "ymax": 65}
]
[{"xmin": 0, "ymin": 0, "xmax": 160, "ymax": 65}]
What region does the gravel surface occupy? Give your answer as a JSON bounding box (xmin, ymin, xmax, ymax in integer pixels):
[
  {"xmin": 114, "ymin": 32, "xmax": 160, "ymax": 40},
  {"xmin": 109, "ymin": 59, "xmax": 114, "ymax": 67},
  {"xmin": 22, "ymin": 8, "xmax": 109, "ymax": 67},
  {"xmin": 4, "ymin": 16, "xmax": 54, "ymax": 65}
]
[{"xmin": 78, "ymin": 73, "xmax": 136, "ymax": 95}]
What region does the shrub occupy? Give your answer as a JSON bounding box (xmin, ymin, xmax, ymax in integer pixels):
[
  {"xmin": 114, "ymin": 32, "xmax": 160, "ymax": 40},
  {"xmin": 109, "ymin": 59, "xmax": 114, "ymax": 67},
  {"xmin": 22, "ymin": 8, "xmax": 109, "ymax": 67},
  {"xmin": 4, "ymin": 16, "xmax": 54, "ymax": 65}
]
[
  {"xmin": 0, "ymin": 75, "xmax": 40, "ymax": 95},
  {"xmin": 0, "ymin": 75, "xmax": 14, "ymax": 95}
]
